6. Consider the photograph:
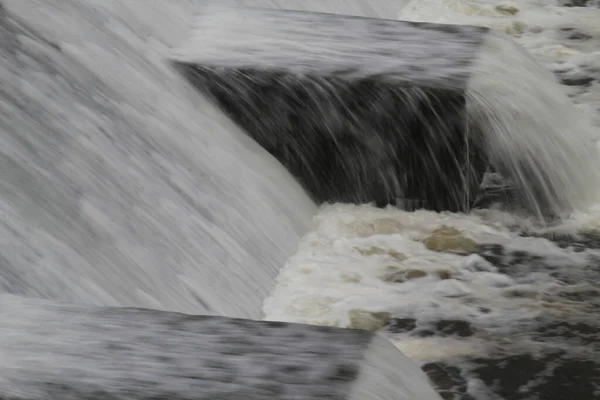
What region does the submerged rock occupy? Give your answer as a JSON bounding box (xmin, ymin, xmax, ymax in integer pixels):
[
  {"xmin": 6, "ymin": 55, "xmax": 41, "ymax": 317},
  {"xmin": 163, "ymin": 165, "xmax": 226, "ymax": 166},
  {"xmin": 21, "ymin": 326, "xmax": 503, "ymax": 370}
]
[
  {"xmin": 423, "ymin": 226, "xmax": 478, "ymax": 253},
  {"xmin": 347, "ymin": 309, "xmax": 391, "ymax": 331},
  {"xmin": 495, "ymin": 5, "xmax": 520, "ymax": 15}
]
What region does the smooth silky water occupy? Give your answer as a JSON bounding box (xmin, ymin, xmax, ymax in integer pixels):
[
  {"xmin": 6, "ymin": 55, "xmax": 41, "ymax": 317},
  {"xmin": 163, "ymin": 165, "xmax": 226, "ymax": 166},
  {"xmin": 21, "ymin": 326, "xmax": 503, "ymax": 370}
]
[{"xmin": 1, "ymin": 0, "xmax": 600, "ymax": 399}]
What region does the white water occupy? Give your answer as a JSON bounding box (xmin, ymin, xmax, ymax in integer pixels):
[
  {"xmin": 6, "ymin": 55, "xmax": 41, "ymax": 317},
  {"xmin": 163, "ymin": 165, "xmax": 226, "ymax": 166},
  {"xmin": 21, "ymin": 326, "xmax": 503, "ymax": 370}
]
[
  {"xmin": 261, "ymin": 0, "xmax": 600, "ymax": 392},
  {"xmin": 0, "ymin": 0, "xmax": 320, "ymax": 319},
  {"xmin": 2, "ymin": 0, "xmax": 600, "ymax": 398}
]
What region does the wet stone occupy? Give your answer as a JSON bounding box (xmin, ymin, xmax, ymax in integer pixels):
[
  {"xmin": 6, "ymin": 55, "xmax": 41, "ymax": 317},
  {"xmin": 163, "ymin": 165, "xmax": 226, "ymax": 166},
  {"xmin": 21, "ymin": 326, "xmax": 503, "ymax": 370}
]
[
  {"xmin": 405, "ymin": 269, "xmax": 428, "ymax": 280},
  {"xmin": 382, "ymin": 268, "xmax": 428, "ymax": 283},
  {"xmin": 423, "ymin": 227, "xmax": 478, "ymax": 254},
  {"xmin": 347, "ymin": 309, "xmax": 391, "ymax": 331},
  {"xmin": 495, "ymin": 5, "xmax": 520, "ymax": 15},
  {"xmin": 436, "ymin": 269, "xmax": 453, "ymax": 280}
]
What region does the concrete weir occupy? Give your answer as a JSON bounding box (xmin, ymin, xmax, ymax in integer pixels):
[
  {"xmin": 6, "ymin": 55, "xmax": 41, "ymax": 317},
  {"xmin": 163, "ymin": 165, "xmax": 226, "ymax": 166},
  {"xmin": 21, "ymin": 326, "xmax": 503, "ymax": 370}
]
[
  {"xmin": 0, "ymin": 296, "xmax": 442, "ymax": 400},
  {"xmin": 173, "ymin": 5, "xmax": 600, "ymax": 217},
  {"xmin": 172, "ymin": 6, "xmax": 491, "ymax": 212},
  {"xmin": 0, "ymin": 0, "xmax": 317, "ymax": 320}
]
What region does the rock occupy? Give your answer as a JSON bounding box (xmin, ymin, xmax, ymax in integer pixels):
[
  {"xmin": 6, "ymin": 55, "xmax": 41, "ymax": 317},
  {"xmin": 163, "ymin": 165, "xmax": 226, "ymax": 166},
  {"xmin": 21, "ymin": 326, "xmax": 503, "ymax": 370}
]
[
  {"xmin": 406, "ymin": 269, "xmax": 429, "ymax": 280},
  {"xmin": 495, "ymin": 5, "xmax": 520, "ymax": 15},
  {"xmin": 436, "ymin": 269, "xmax": 453, "ymax": 280},
  {"xmin": 348, "ymin": 309, "xmax": 392, "ymax": 331},
  {"xmin": 357, "ymin": 246, "xmax": 407, "ymax": 262},
  {"xmin": 382, "ymin": 268, "xmax": 428, "ymax": 283},
  {"xmin": 504, "ymin": 21, "xmax": 527, "ymax": 35},
  {"xmin": 383, "ymin": 271, "xmax": 406, "ymax": 283},
  {"xmin": 423, "ymin": 226, "xmax": 478, "ymax": 253},
  {"xmin": 357, "ymin": 246, "xmax": 386, "ymax": 256}
]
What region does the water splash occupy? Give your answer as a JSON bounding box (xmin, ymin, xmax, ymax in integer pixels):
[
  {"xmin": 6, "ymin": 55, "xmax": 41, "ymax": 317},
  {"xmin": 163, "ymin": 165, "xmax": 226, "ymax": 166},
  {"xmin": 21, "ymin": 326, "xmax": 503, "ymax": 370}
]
[{"xmin": 467, "ymin": 31, "xmax": 600, "ymax": 219}]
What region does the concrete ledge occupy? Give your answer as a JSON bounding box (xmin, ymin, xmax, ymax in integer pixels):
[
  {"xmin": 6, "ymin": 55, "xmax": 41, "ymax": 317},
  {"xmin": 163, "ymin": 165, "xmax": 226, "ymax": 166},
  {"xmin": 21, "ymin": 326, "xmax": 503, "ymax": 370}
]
[
  {"xmin": 0, "ymin": 296, "xmax": 442, "ymax": 400},
  {"xmin": 172, "ymin": 7, "xmax": 490, "ymax": 212}
]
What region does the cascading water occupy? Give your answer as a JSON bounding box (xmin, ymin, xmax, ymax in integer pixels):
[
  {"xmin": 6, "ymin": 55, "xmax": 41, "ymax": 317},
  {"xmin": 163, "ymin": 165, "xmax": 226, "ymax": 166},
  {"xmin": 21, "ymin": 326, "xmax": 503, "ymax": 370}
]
[
  {"xmin": 0, "ymin": 0, "xmax": 317, "ymax": 319},
  {"xmin": 466, "ymin": 30, "xmax": 600, "ymax": 218},
  {"xmin": 1, "ymin": 0, "xmax": 599, "ymax": 399}
]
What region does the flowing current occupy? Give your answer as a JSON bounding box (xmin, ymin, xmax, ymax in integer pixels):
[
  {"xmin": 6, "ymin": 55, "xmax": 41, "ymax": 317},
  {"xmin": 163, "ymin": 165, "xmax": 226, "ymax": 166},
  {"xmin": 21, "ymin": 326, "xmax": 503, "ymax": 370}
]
[{"xmin": 1, "ymin": 0, "xmax": 599, "ymax": 399}]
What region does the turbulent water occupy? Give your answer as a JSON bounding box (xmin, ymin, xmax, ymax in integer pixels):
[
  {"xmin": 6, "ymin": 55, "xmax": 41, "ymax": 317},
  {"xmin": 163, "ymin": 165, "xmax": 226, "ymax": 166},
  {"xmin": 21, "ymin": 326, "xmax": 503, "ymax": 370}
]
[
  {"xmin": 1, "ymin": 0, "xmax": 600, "ymax": 399},
  {"xmin": 262, "ymin": 1, "xmax": 600, "ymax": 399}
]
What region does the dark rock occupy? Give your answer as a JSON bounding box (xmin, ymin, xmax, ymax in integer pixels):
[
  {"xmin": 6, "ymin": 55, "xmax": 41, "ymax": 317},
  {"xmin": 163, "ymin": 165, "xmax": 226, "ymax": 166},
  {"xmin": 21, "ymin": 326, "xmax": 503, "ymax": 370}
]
[{"xmin": 173, "ymin": 7, "xmax": 491, "ymax": 212}]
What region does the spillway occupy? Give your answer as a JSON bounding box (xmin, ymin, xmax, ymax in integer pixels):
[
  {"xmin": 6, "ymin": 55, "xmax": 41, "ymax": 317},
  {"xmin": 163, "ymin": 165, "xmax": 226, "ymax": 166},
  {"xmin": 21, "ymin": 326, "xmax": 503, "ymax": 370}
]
[
  {"xmin": 1, "ymin": 0, "xmax": 599, "ymax": 399},
  {"xmin": 173, "ymin": 4, "xmax": 600, "ymax": 218},
  {"xmin": 0, "ymin": 0, "xmax": 318, "ymax": 319}
]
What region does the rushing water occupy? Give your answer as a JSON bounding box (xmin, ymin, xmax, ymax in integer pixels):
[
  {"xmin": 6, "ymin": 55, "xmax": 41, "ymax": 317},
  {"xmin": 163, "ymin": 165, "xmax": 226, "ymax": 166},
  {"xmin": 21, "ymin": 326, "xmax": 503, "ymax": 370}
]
[
  {"xmin": 1, "ymin": 0, "xmax": 599, "ymax": 399},
  {"xmin": 0, "ymin": 0, "xmax": 319, "ymax": 319},
  {"xmin": 262, "ymin": 1, "xmax": 600, "ymax": 399}
]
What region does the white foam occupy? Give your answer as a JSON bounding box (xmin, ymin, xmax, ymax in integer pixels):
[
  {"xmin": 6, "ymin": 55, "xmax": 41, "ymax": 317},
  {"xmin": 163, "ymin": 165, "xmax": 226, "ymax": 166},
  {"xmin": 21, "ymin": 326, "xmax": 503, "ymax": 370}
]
[
  {"xmin": 263, "ymin": 203, "xmax": 595, "ymax": 361},
  {"xmin": 264, "ymin": 3, "xmax": 600, "ymax": 355},
  {"xmin": 467, "ymin": 30, "xmax": 600, "ymax": 217}
]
